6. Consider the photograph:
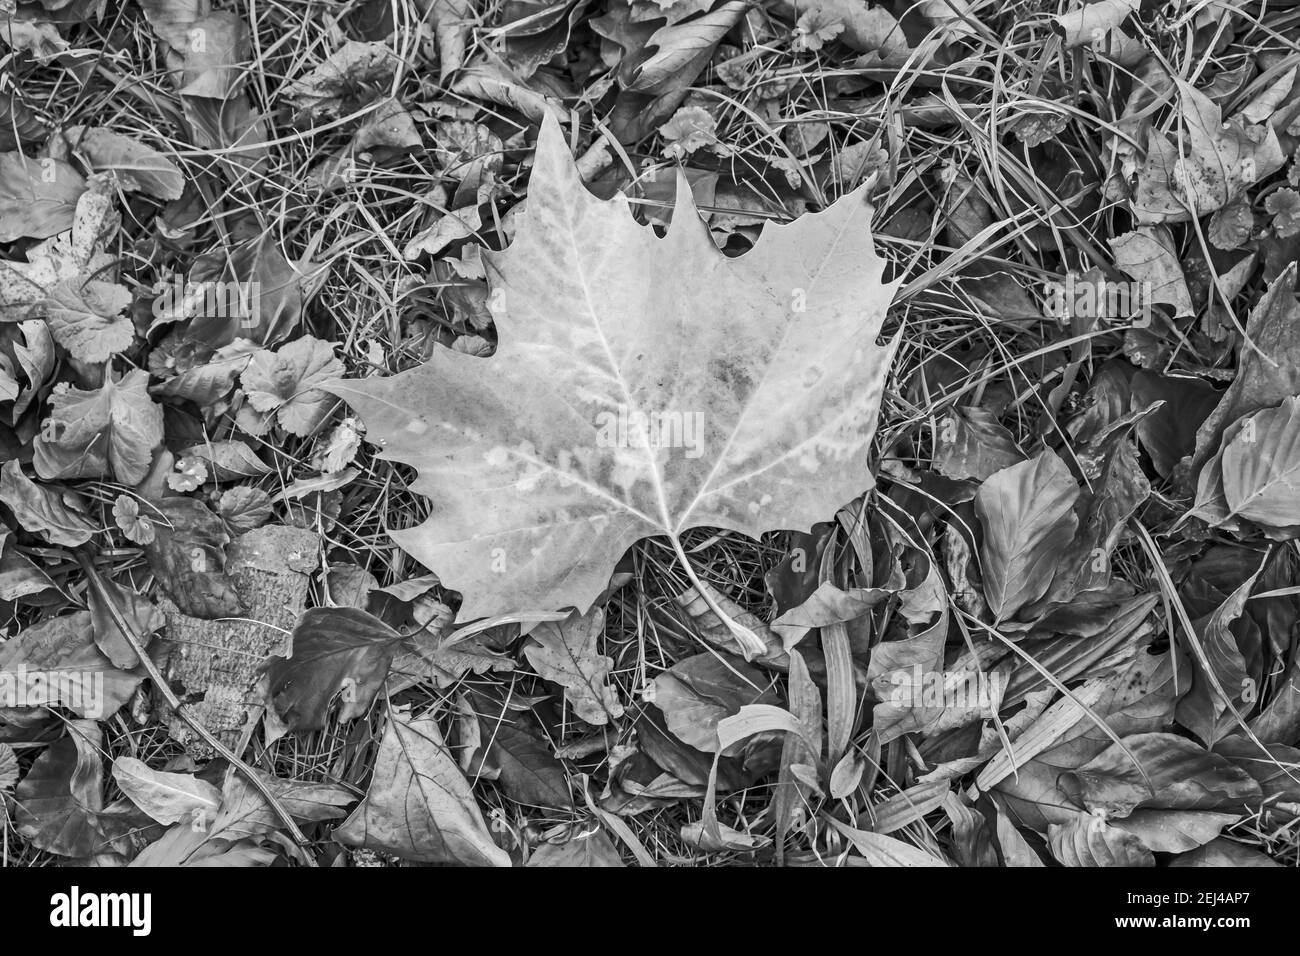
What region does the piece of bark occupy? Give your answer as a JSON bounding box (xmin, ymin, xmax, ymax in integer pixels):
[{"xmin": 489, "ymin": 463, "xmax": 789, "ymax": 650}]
[{"xmin": 157, "ymin": 524, "xmax": 318, "ymax": 755}]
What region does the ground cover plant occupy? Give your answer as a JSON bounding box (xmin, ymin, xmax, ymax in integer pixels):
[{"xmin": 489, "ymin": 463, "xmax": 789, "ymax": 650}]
[{"xmin": 2, "ymin": 0, "xmax": 1300, "ymax": 868}]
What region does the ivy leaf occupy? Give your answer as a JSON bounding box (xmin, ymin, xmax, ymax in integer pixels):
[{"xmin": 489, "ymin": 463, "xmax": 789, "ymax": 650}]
[
  {"xmin": 523, "ymin": 607, "xmax": 623, "ymax": 726},
  {"xmin": 266, "ymin": 607, "xmax": 405, "ymax": 731},
  {"xmin": 326, "ymin": 113, "xmax": 898, "ymax": 621},
  {"xmin": 34, "ymin": 369, "xmax": 164, "ymax": 486},
  {"xmin": 333, "ymin": 709, "xmax": 511, "ymax": 866}
]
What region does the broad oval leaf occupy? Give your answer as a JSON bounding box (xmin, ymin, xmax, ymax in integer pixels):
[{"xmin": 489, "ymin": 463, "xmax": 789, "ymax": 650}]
[
  {"xmin": 975, "ymin": 449, "xmax": 1080, "ymax": 621},
  {"xmin": 1047, "ymin": 815, "xmax": 1154, "ymax": 867},
  {"xmin": 326, "ymin": 113, "xmax": 899, "ymax": 621},
  {"xmin": 333, "ymin": 709, "xmax": 510, "ymax": 866},
  {"xmin": 112, "ymin": 756, "xmax": 222, "ymax": 826},
  {"xmin": 267, "ymin": 607, "xmax": 405, "ymax": 731},
  {"xmin": 1220, "ymin": 396, "xmax": 1300, "ymax": 530}
]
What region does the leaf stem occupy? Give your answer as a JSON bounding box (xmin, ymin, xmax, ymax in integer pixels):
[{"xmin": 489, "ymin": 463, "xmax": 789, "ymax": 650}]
[{"xmin": 667, "ymin": 532, "xmax": 767, "ymax": 660}]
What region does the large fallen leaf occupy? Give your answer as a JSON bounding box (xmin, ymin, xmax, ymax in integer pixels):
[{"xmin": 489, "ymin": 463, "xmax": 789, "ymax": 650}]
[
  {"xmin": 523, "ymin": 607, "xmax": 622, "ymax": 725},
  {"xmin": 326, "ymin": 113, "xmax": 899, "ymax": 622},
  {"xmin": 333, "ymin": 709, "xmax": 511, "ymax": 866}
]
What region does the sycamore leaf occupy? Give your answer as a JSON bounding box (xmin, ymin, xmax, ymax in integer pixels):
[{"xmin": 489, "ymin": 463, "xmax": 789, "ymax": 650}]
[
  {"xmin": 523, "ymin": 607, "xmax": 622, "ymax": 726},
  {"xmin": 1218, "ymin": 396, "xmax": 1300, "ymax": 531},
  {"xmin": 1047, "ymin": 815, "xmax": 1154, "ymax": 867},
  {"xmin": 14, "ymin": 721, "xmax": 104, "ymax": 857},
  {"xmin": 0, "ymin": 460, "xmax": 96, "ymax": 547},
  {"xmin": 333, "ymin": 709, "xmax": 511, "ymax": 866},
  {"xmin": 111, "ymin": 757, "xmax": 222, "ymax": 826},
  {"xmin": 975, "ymin": 449, "xmax": 1080, "ymax": 621},
  {"xmin": 326, "ymin": 113, "xmax": 899, "ymax": 622},
  {"xmin": 64, "ymin": 126, "xmax": 184, "ymax": 200},
  {"xmin": 34, "ymin": 370, "xmax": 164, "ymax": 486}
]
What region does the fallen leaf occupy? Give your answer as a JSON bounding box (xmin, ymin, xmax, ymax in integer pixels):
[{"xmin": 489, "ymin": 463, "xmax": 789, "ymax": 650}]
[
  {"xmin": 0, "ymin": 460, "xmax": 96, "ymax": 547},
  {"xmin": 975, "ymin": 449, "xmax": 1080, "ymax": 621},
  {"xmin": 267, "ymin": 607, "xmax": 405, "ymax": 731},
  {"xmin": 326, "ymin": 113, "xmax": 898, "ymax": 622},
  {"xmin": 333, "ymin": 709, "xmax": 511, "ymax": 866},
  {"xmin": 524, "ymin": 607, "xmax": 623, "ymax": 725}
]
